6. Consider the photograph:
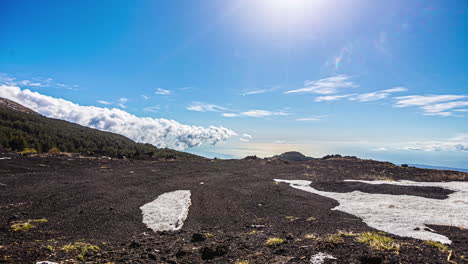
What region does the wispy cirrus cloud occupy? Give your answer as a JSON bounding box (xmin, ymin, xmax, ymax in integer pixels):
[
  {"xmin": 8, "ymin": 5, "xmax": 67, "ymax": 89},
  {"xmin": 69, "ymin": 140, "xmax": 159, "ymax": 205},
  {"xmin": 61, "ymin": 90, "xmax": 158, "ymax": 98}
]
[
  {"xmin": 394, "ymin": 94, "xmax": 468, "ymax": 116},
  {"xmin": 349, "ymin": 87, "xmax": 407, "ymax": 102},
  {"xmin": 0, "ymin": 84, "xmax": 237, "ymax": 150},
  {"xmin": 315, "ymin": 94, "xmax": 354, "ymax": 102},
  {"xmin": 143, "ymin": 106, "xmax": 160, "ymax": 113},
  {"xmin": 286, "ymin": 75, "xmax": 357, "ymax": 94},
  {"xmin": 187, "ymin": 102, "xmax": 226, "ymax": 112},
  {"xmin": 155, "ymin": 88, "xmax": 171, "ymax": 95},
  {"xmin": 241, "ymin": 86, "xmax": 278, "ymax": 96},
  {"xmin": 314, "ymin": 87, "xmax": 406, "ymax": 102},
  {"xmin": 0, "ymin": 73, "xmax": 77, "ymax": 90},
  {"xmin": 97, "ymin": 100, "xmax": 111, "ymax": 105},
  {"xmin": 239, "ymin": 110, "xmax": 290, "ymax": 117},
  {"xmin": 296, "ymin": 116, "xmax": 323, "ymax": 121}
]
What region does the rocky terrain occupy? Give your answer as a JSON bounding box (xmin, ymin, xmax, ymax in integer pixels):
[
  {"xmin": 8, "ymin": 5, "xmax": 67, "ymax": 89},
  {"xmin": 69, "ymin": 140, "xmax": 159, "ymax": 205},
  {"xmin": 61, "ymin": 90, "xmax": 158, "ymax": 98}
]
[{"xmin": 1, "ymin": 151, "xmax": 467, "ymax": 264}]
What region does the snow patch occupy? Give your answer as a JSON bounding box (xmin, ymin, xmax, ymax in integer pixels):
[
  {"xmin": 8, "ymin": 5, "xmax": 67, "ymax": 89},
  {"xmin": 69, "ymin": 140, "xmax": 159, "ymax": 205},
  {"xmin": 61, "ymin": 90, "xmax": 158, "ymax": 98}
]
[
  {"xmin": 275, "ymin": 179, "xmax": 468, "ymax": 244},
  {"xmin": 36, "ymin": 261, "xmax": 59, "ymax": 264},
  {"xmin": 310, "ymin": 252, "xmax": 336, "ymax": 264},
  {"xmin": 140, "ymin": 190, "xmax": 192, "ymax": 232},
  {"xmin": 0, "ymin": 157, "xmax": 12, "ymax": 160}
]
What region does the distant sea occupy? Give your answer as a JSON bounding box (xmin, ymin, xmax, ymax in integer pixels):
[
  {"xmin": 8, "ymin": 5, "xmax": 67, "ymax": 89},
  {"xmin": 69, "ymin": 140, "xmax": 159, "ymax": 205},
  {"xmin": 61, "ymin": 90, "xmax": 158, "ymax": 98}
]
[{"xmin": 408, "ymin": 164, "xmax": 468, "ymax": 173}]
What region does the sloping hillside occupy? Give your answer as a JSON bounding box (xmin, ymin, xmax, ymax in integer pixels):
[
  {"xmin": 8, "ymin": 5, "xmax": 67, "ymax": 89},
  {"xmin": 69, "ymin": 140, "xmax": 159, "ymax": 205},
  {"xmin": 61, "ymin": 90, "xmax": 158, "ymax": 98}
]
[{"xmin": 0, "ymin": 97, "xmax": 201, "ymax": 159}]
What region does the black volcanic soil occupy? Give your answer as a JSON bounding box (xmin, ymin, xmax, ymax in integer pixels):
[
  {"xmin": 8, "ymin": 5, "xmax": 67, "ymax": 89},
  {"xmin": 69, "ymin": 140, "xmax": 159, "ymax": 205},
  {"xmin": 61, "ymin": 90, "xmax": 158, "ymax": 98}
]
[{"xmin": 0, "ymin": 153, "xmax": 467, "ymax": 263}]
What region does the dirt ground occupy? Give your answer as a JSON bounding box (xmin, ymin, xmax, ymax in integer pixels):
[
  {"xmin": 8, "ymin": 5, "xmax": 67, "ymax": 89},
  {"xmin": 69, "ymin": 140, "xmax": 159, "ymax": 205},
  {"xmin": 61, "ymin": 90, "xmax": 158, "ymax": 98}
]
[{"xmin": 0, "ymin": 152, "xmax": 467, "ymax": 263}]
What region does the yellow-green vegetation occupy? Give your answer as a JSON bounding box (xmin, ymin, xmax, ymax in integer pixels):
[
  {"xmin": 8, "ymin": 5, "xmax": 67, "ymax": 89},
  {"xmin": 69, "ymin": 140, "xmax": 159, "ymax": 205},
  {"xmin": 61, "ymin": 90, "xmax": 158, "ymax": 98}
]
[
  {"xmin": 11, "ymin": 222, "xmax": 34, "ymax": 231},
  {"xmin": 285, "ymin": 216, "xmax": 300, "ymax": 222},
  {"xmin": 306, "ymin": 217, "xmax": 317, "ymax": 221},
  {"xmin": 19, "ymin": 148, "xmax": 37, "ymax": 155},
  {"xmin": 265, "ymin": 237, "xmax": 284, "ymax": 246},
  {"xmin": 324, "ymin": 231, "xmax": 356, "ymax": 243},
  {"xmin": 356, "ymin": 232, "xmax": 400, "ymax": 252},
  {"xmin": 236, "ymin": 261, "xmax": 250, "ymax": 264},
  {"xmin": 45, "ymin": 245, "xmax": 55, "ymax": 251},
  {"xmin": 203, "ymin": 233, "xmax": 214, "ymax": 238},
  {"xmin": 61, "ymin": 242, "xmax": 100, "ymax": 261},
  {"xmin": 48, "ymin": 147, "xmax": 61, "ymax": 154},
  {"xmin": 326, "ymin": 233, "xmax": 345, "ymax": 243},
  {"xmin": 304, "ymin": 234, "xmax": 316, "ymax": 239},
  {"xmin": 374, "ymin": 177, "xmax": 395, "ymax": 182},
  {"xmin": 242, "ymin": 230, "xmax": 261, "ymax": 235},
  {"xmin": 30, "ymin": 218, "xmax": 48, "ymax": 223},
  {"xmin": 10, "ymin": 218, "xmax": 48, "ymax": 232},
  {"xmin": 423, "ymin": 240, "xmax": 449, "ymax": 252}
]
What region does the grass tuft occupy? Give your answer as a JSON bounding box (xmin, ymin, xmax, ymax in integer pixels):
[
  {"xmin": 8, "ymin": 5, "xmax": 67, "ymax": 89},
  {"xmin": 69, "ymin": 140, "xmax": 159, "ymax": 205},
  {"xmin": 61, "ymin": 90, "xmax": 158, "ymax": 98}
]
[
  {"xmin": 356, "ymin": 232, "xmax": 400, "ymax": 252},
  {"xmin": 304, "ymin": 234, "xmax": 316, "ymax": 239},
  {"xmin": 61, "ymin": 242, "xmax": 100, "ymax": 261},
  {"xmin": 424, "ymin": 240, "xmax": 449, "ymax": 252},
  {"xmin": 285, "ymin": 216, "xmax": 300, "ymax": 222},
  {"xmin": 236, "ymin": 261, "xmax": 250, "ymax": 264},
  {"xmin": 265, "ymin": 237, "xmax": 284, "ymax": 246},
  {"xmin": 306, "ymin": 217, "xmax": 317, "ymax": 221},
  {"xmin": 11, "ymin": 222, "xmax": 34, "ymax": 231}
]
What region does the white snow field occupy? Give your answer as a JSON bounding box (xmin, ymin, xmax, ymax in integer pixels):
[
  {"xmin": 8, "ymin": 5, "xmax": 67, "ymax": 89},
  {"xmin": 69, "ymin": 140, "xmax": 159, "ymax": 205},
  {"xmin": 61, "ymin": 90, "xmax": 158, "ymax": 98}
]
[
  {"xmin": 275, "ymin": 179, "xmax": 468, "ymax": 244},
  {"xmin": 140, "ymin": 190, "xmax": 192, "ymax": 232}
]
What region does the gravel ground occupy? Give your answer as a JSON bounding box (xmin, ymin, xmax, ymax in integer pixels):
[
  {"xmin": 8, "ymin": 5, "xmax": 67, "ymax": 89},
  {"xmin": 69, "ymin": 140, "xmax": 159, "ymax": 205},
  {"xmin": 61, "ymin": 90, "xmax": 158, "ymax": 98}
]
[{"xmin": 0, "ymin": 153, "xmax": 467, "ymax": 263}]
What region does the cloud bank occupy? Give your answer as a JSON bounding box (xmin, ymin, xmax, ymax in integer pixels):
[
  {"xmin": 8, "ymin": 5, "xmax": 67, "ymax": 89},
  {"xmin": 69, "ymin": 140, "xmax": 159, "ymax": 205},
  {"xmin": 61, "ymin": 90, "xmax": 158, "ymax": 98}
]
[{"xmin": 0, "ymin": 85, "xmax": 236, "ymax": 150}]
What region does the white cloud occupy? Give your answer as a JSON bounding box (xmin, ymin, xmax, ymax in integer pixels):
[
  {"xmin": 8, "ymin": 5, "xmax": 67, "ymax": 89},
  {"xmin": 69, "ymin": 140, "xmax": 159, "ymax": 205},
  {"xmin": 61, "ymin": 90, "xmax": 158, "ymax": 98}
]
[
  {"xmin": 372, "ymin": 147, "xmax": 388, "ymax": 151},
  {"xmin": 394, "ymin": 94, "xmax": 468, "ymax": 116},
  {"xmin": 454, "ymin": 109, "xmax": 468, "ymax": 112},
  {"xmin": 187, "ymin": 102, "xmax": 226, "ymax": 112},
  {"xmin": 398, "ymin": 134, "xmax": 468, "ymax": 152},
  {"xmin": 0, "ymin": 85, "xmax": 236, "ymax": 150},
  {"xmin": 155, "ymin": 88, "xmax": 171, "ymax": 95},
  {"xmin": 274, "ymin": 140, "xmax": 287, "ymax": 144},
  {"xmin": 0, "ymin": 73, "xmax": 76, "ymax": 89},
  {"xmin": 315, "ymin": 94, "xmax": 353, "ymax": 102},
  {"xmin": 97, "ymin": 100, "xmax": 112, "ymax": 105},
  {"xmin": 242, "ymin": 86, "xmax": 278, "ymax": 96},
  {"xmin": 242, "ymin": 133, "xmax": 253, "ymax": 139},
  {"xmin": 242, "ymin": 89, "xmax": 268, "ymax": 96},
  {"xmin": 349, "ymin": 87, "xmax": 407, "ymax": 102},
  {"xmin": 119, "ymin": 97, "xmax": 128, "ymax": 103},
  {"xmin": 144, "ymin": 106, "xmax": 160, "ymax": 113},
  {"xmin": 296, "ymin": 117, "xmax": 322, "ymax": 121},
  {"xmin": 240, "ymin": 110, "xmax": 290, "ymax": 117},
  {"xmin": 394, "ymin": 95, "xmax": 467, "ymax": 108},
  {"xmin": 421, "ymin": 101, "xmax": 468, "ymax": 114},
  {"xmin": 222, "ymin": 113, "xmax": 239, "ymax": 117},
  {"xmin": 239, "ymin": 138, "xmax": 250, "ymax": 142},
  {"xmin": 141, "ymin": 95, "xmax": 149, "ymax": 100},
  {"xmin": 117, "ymin": 103, "xmax": 127, "ymax": 109},
  {"xmin": 286, "ymin": 75, "xmax": 357, "ymax": 94}
]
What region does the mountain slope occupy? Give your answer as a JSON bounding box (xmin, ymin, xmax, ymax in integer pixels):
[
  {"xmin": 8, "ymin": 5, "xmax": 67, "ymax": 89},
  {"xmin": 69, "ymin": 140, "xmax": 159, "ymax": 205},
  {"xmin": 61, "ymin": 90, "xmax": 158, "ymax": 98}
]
[{"xmin": 0, "ymin": 97, "xmax": 201, "ymax": 159}]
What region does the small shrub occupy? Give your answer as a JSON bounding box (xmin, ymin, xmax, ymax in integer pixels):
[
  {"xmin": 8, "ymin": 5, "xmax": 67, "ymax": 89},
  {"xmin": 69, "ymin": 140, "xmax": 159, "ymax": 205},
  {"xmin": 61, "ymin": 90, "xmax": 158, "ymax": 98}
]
[
  {"xmin": 48, "ymin": 147, "xmax": 61, "ymax": 154},
  {"xmin": 306, "ymin": 217, "xmax": 317, "ymax": 221},
  {"xmin": 236, "ymin": 261, "xmax": 250, "ymax": 264},
  {"xmin": 304, "ymin": 234, "xmax": 316, "ymax": 239},
  {"xmin": 31, "ymin": 218, "xmax": 48, "ymax": 223},
  {"xmin": 19, "ymin": 148, "xmax": 37, "ymax": 155},
  {"xmin": 265, "ymin": 237, "xmax": 284, "ymax": 246},
  {"xmin": 401, "ymin": 164, "xmax": 408, "ymax": 167}
]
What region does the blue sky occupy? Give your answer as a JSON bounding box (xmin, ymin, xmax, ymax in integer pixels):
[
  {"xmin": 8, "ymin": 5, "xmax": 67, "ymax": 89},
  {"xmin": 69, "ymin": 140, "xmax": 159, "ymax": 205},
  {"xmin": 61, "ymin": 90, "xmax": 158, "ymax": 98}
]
[{"xmin": 1, "ymin": 0, "xmax": 468, "ymax": 168}]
